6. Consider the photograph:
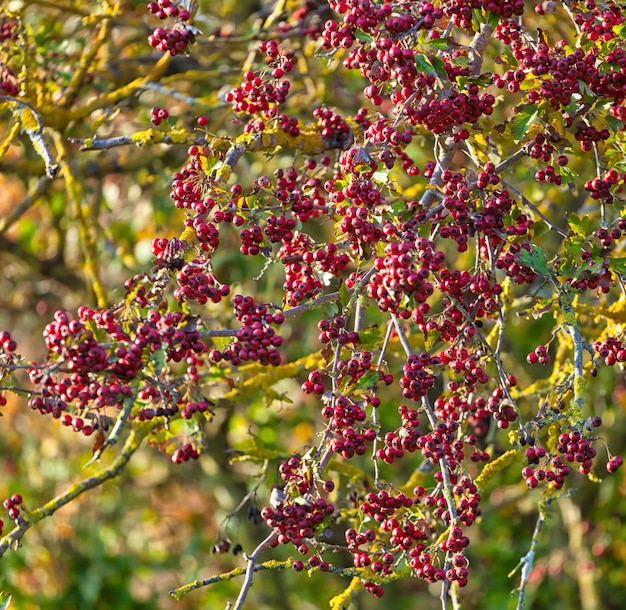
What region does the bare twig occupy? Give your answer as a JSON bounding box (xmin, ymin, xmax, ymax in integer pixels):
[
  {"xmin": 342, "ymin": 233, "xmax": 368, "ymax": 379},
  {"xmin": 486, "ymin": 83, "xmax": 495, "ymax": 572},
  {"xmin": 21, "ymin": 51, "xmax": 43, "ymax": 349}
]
[
  {"xmin": 0, "ymin": 428, "xmax": 147, "ymax": 557},
  {"xmin": 0, "ymin": 175, "xmax": 51, "ymax": 237},
  {"xmin": 231, "ymin": 531, "xmax": 278, "ymax": 610},
  {"xmin": 510, "ymin": 498, "xmax": 553, "ymax": 610},
  {"xmin": 500, "ymin": 179, "xmax": 568, "ymax": 238}
]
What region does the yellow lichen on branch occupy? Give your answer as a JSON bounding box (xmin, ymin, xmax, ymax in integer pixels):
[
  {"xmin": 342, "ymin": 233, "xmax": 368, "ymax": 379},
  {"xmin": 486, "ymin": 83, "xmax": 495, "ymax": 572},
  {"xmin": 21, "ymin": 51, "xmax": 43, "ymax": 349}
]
[
  {"xmin": 329, "ymin": 577, "xmax": 363, "ymax": 610},
  {"xmin": 475, "ymin": 449, "xmax": 521, "ymax": 492}
]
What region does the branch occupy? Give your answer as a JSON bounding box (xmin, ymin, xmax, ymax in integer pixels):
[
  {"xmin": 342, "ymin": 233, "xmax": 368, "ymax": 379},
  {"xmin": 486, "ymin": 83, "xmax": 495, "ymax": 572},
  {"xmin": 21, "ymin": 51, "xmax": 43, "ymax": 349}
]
[
  {"xmin": 559, "ymin": 291, "xmax": 586, "ymax": 422},
  {"xmin": 0, "ymin": 174, "xmax": 51, "ymax": 237},
  {"xmin": 0, "ymin": 427, "xmax": 147, "ymax": 557},
  {"xmin": 69, "ymin": 131, "xmax": 211, "ymax": 152},
  {"xmin": 510, "ymin": 499, "xmax": 553, "ymax": 610},
  {"xmin": 84, "ymin": 395, "xmax": 134, "ymax": 466},
  {"xmin": 500, "ymin": 179, "xmax": 568, "ymax": 238},
  {"xmin": 0, "ymin": 95, "xmax": 59, "ymax": 178},
  {"xmin": 232, "ymin": 531, "xmax": 278, "ymax": 610}
]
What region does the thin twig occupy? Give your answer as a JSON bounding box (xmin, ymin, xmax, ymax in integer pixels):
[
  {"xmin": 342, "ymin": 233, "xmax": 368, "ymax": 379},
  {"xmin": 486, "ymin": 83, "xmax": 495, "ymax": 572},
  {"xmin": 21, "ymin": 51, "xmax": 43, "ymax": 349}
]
[
  {"xmin": 372, "ymin": 319, "xmax": 394, "ymax": 486},
  {"xmin": 0, "ymin": 428, "xmax": 147, "ymax": 557},
  {"xmin": 500, "ymin": 179, "xmax": 568, "ymax": 238},
  {"xmin": 231, "ymin": 531, "xmax": 278, "ymax": 610},
  {"xmin": 510, "ymin": 499, "xmax": 553, "ymax": 610},
  {"xmin": 84, "ymin": 396, "xmax": 134, "ymax": 466},
  {"xmin": 0, "ymin": 175, "xmax": 51, "ymax": 237}
]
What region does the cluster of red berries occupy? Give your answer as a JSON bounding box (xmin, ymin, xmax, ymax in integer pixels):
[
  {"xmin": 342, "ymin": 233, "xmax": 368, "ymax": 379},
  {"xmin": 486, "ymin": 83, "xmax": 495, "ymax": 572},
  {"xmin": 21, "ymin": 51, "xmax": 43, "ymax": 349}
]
[
  {"xmin": 440, "ymin": 270, "xmax": 503, "ymax": 320},
  {"xmin": 170, "ymin": 146, "xmax": 215, "ymax": 213},
  {"xmin": 179, "ymin": 399, "xmax": 212, "ymax": 420},
  {"xmin": 399, "ymin": 352, "xmax": 439, "ymax": 401},
  {"xmin": 324, "ymin": 396, "xmax": 374, "ymax": 459},
  {"xmin": 375, "ymin": 404, "xmax": 420, "ymax": 463},
  {"xmin": 526, "ymin": 345, "xmax": 551, "ymax": 366},
  {"xmin": 0, "ymin": 330, "xmax": 17, "ymax": 354},
  {"xmin": 0, "ymin": 17, "xmax": 18, "ymax": 43},
  {"xmin": 406, "ymin": 87, "xmax": 495, "ymax": 135},
  {"xmin": 171, "ymin": 442, "xmax": 201, "ymax": 464},
  {"xmin": 494, "ymin": 242, "xmax": 538, "ymax": 285},
  {"xmin": 367, "ymin": 240, "xmax": 437, "ymax": 314},
  {"xmin": 523, "ymin": 133, "xmax": 557, "ymax": 163},
  {"xmin": 0, "ymin": 63, "xmax": 19, "ymax": 96},
  {"xmin": 335, "ymin": 204, "xmax": 384, "ymax": 251},
  {"xmin": 556, "ymin": 428, "xmax": 599, "ymax": 476},
  {"xmin": 336, "ymin": 350, "xmax": 391, "ymax": 386},
  {"xmin": 574, "ymin": 122, "xmax": 611, "ymax": 152},
  {"xmin": 43, "ymin": 310, "xmax": 109, "ymax": 374},
  {"xmin": 414, "ymin": 422, "xmax": 464, "ymax": 470},
  {"xmin": 147, "ymin": 1, "xmax": 195, "ymax": 56},
  {"xmin": 150, "ymin": 106, "xmax": 169, "ymax": 126},
  {"xmin": 338, "ymin": 176, "xmax": 386, "ymax": 208},
  {"xmin": 278, "ymin": 235, "xmax": 324, "ymax": 307},
  {"xmin": 174, "ymin": 260, "xmax": 230, "ymax": 305},
  {"xmin": 238, "ymin": 224, "xmax": 265, "ymax": 256},
  {"xmin": 482, "ymin": 387, "xmax": 518, "ymax": 429},
  {"xmin": 224, "ymin": 41, "xmax": 293, "ymax": 122},
  {"xmin": 305, "ymin": 243, "xmax": 352, "ymax": 278},
  {"xmin": 209, "ymin": 295, "xmax": 283, "ymax": 366},
  {"xmin": 147, "ymin": 0, "xmax": 191, "ymax": 21},
  {"xmin": 595, "ymin": 225, "xmax": 624, "ymax": 248},
  {"xmin": 521, "ymin": 458, "xmax": 571, "ymax": 490},
  {"xmin": 443, "ymin": 0, "xmax": 524, "ymax": 30},
  {"xmin": 261, "ymin": 492, "xmax": 334, "ymax": 549},
  {"xmin": 313, "ymin": 106, "xmax": 353, "ymax": 148},
  {"xmin": 268, "ymin": 166, "xmax": 325, "ymax": 223},
  {"xmin": 584, "ymin": 170, "xmax": 624, "ymax": 203},
  {"xmin": 607, "ymin": 455, "xmax": 624, "ymax": 473},
  {"xmin": 263, "ymin": 214, "xmax": 296, "ymax": 243},
  {"xmin": 494, "ymin": 16, "xmax": 522, "ymax": 45},
  {"xmin": 519, "ymin": 415, "xmax": 623, "ymax": 486},
  {"xmin": 315, "ymin": 316, "xmax": 359, "ymax": 346},
  {"xmin": 568, "ymin": 250, "xmax": 613, "ymax": 294},
  {"xmin": 594, "ymin": 337, "xmax": 626, "ymax": 366},
  {"xmin": 573, "ymin": 3, "xmax": 624, "ymax": 41},
  {"xmin": 1, "ymin": 493, "xmax": 24, "ymax": 534}
]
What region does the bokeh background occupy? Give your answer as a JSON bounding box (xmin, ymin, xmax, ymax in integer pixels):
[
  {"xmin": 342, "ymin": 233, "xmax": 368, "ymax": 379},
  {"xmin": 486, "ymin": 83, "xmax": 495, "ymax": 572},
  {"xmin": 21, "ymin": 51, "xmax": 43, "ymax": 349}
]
[{"xmin": 1, "ymin": 1, "xmax": 625, "ymax": 609}]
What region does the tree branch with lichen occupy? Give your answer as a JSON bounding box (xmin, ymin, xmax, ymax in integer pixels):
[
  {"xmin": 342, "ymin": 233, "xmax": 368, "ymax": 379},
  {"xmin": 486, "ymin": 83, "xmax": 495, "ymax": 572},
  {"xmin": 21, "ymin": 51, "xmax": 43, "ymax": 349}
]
[{"xmin": 0, "ymin": 427, "xmax": 148, "ymax": 558}]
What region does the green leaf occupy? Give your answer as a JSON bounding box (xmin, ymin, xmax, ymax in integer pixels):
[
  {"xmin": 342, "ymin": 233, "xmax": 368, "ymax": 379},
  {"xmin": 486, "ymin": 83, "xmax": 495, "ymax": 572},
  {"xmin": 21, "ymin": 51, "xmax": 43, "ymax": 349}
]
[
  {"xmin": 614, "ymin": 22, "xmax": 626, "ymax": 39},
  {"xmin": 531, "ymin": 219, "xmax": 549, "ymax": 238},
  {"xmin": 415, "ymin": 52, "xmax": 435, "ymax": 74},
  {"xmin": 517, "ymin": 244, "xmax": 550, "ymax": 275},
  {"xmin": 0, "ymin": 593, "xmax": 11, "ymax": 610},
  {"xmin": 18, "ymin": 218, "xmax": 37, "ymax": 246},
  {"xmin": 486, "ymin": 11, "xmax": 501, "ymax": 30},
  {"xmin": 512, "ymin": 104, "xmax": 538, "ymax": 142},
  {"xmin": 563, "ymin": 237, "xmax": 584, "ymax": 258},
  {"xmin": 610, "ymin": 257, "xmax": 626, "ymax": 277},
  {"xmin": 354, "ymin": 30, "xmax": 374, "ymax": 43},
  {"xmin": 339, "ymin": 280, "xmax": 350, "ymax": 307},
  {"xmin": 605, "ymin": 115, "xmax": 622, "ymax": 133},
  {"xmin": 322, "ymin": 301, "xmax": 339, "ymax": 319},
  {"xmin": 429, "ymin": 55, "xmax": 448, "ymax": 79},
  {"xmin": 424, "ymin": 329, "xmax": 441, "ymax": 351},
  {"xmin": 427, "ymin": 37, "xmax": 450, "ymax": 50},
  {"xmin": 530, "ymin": 298, "xmax": 554, "ymax": 320},
  {"xmin": 567, "ymin": 213, "xmax": 588, "ymax": 238},
  {"xmin": 352, "ymin": 369, "xmax": 381, "ymax": 392},
  {"xmin": 501, "ymin": 46, "xmax": 518, "ymax": 67},
  {"xmin": 557, "ymin": 164, "xmax": 578, "ymax": 185},
  {"xmin": 358, "ymin": 325, "xmax": 382, "ymax": 350}
]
